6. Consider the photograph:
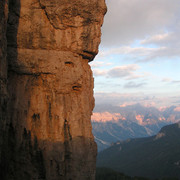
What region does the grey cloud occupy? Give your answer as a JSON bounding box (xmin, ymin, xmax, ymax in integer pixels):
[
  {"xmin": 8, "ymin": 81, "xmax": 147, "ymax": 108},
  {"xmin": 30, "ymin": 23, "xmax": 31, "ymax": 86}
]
[
  {"xmin": 99, "ymin": 46, "xmax": 175, "ymax": 63},
  {"xmin": 101, "ymin": 0, "xmax": 180, "ymax": 47},
  {"xmin": 140, "ymin": 46, "xmax": 180, "ymax": 62},
  {"xmin": 141, "ymin": 21, "xmax": 180, "ymax": 48},
  {"xmin": 172, "ymin": 80, "xmax": 180, "ymax": 84},
  {"xmin": 94, "ymin": 92, "xmax": 145, "ymax": 106},
  {"xmin": 161, "ymin": 79, "xmax": 180, "ymax": 84},
  {"xmin": 92, "ymin": 64, "xmax": 149, "ymax": 80},
  {"xmin": 162, "ymin": 78, "xmax": 172, "ymax": 82},
  {"xmin": 107, "ymin": 64, "xmax": 140, "ymax": 78},
  {"xmin": 108, "ymin": 67, "xmax": 133, "ymax": 78},
  {"xmin": 124, "ymin": 81, "xmax": 147, "ymax": 88},
  {"xmin": 94, "ymin": 93, "xmax": 180, "ymax": 108}
]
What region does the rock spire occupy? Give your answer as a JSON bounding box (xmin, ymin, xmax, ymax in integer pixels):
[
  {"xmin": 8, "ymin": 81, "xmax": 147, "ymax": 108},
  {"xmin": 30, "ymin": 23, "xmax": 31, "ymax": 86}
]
[{"xmin": 0, "ymin": 0, "xmax": 106, "ymax": 179}]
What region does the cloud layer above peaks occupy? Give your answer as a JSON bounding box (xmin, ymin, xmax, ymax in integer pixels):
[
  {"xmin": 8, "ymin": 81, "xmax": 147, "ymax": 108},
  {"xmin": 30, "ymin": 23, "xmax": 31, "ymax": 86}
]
[
  {"xmin": 102, "ymin": 0, "xmax": 180, "ymax": 47},
  {"xmin": 91, "ymin": 0, "xmax": 180, "ymax": 107}
]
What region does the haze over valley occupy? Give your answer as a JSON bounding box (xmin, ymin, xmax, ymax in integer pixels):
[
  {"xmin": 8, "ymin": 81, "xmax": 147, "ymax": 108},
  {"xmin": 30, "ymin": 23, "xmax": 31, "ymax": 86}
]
[
  {"xmin": 92, "ymin": 103, "xmax": 180, "ymax": 151},
  {"xmin": 97, "ymin": 122, "xmax": 180, "ymax": 179}
]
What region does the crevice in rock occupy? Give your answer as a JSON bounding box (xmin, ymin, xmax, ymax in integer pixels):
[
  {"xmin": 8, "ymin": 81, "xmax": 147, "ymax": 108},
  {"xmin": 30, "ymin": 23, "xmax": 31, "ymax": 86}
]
[
  {"xmin": 37, "ymin": 0, "xmax": 61, "ymax": 30},
  {"xmin": 64, "ymin": 119, "xmax": 72, "ymax": 141},
  {"xmin": 32, "ymin": 113, "xmax": 40, "ymax": 123},
  {"xmin": 79, "ymin": 50, "xmax": 97, "ymax": 62},
  {"xmin": 72, "ymin": 84, "xmax": 82, "ymax": 92},
  {"xmin": 48, "ymin": 103, "xmax": 52, "ymax": 121},
  {"xmin": 8, "ymin": 69, "xmax": 53, "ymax": 76},
  {"xmin": 65, "ymin": 61, "xmax": 74, "ymax": 67}
]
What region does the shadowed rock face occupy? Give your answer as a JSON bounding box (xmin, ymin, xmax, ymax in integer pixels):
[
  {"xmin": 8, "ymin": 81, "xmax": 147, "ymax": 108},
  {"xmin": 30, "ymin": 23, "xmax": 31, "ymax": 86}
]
[
  {"xmin": 0, "ymin": 0, "xmax": 106, "ymax": 179},
  {"xmin": 0, "ymin": 0, "xmax": 8, "ymax": 163}
]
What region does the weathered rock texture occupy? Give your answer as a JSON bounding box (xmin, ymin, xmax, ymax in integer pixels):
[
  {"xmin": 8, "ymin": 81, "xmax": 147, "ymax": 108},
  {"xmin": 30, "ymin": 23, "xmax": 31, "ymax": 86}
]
[
  {"xmin": 0, "ymin": 0, "xmax": 106, "ymax": 179},
  {"xmin": 0, "ymin": 0, "xmax": 8, "ymax": 162}
]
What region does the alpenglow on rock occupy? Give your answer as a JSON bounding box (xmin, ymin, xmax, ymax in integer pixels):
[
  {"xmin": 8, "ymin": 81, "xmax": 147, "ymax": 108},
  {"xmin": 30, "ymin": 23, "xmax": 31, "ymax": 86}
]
[{"xmin": 0, "ymin": 0, "xmax": 106, "ymax": 179}]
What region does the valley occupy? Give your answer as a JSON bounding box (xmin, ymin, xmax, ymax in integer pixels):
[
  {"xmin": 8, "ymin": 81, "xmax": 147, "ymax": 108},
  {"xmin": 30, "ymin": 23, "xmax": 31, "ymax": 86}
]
[
  {"xmin": 96, "ymin": 122, "xmax": 180, "ymax": 179},
  {"xmin": 92, "ymin": 104, "xmax": 180, "ymax": 151}
]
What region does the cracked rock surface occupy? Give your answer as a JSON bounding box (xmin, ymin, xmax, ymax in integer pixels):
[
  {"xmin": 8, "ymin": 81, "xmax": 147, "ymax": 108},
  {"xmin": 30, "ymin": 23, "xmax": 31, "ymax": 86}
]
[
  {"xmin": 0, "ymin": 0, "xmax": 106, "ymax": 179},
  {"xmin": 0, "ymin": 0, "xmax": 8, "ymax": 164}
]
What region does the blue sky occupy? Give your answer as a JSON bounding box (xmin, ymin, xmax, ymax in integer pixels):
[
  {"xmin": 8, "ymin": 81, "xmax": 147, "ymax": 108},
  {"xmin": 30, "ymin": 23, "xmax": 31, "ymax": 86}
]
[{"xmin": 90, "ymin": 0, "xmax": 180, "ymax": 107}]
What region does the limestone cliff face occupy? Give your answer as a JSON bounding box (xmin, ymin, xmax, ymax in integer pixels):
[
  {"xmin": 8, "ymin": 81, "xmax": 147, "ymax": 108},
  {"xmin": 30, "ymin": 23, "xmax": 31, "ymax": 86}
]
[
  {"xmin": 0, "ymin": 0, "xmax": 8, "ymax": 162},
  {"xmin": 0, "ymin": 0, "xmax": 106, "ymax": 179}
]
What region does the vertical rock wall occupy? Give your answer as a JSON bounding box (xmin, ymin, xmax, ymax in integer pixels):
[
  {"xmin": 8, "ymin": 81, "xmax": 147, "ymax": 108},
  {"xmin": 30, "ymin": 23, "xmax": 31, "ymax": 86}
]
[
  {"xmin": 0, "ymin": 0, "xmax": 8, "ymax": 163},
  {"xmin": 0, "ymin": 0, "xmax": 106, "ymax": 179}
]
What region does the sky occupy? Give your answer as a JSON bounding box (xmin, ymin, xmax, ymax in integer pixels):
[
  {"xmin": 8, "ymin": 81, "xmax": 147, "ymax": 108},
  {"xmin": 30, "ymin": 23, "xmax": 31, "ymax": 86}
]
[{"xmin": 90, "ymin": 0, "xmax": 180, "ymax": 108}]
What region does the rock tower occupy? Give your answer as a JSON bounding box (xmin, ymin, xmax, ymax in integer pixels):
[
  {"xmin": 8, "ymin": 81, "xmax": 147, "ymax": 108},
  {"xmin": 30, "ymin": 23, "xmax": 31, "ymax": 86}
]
[{"xmin": 0, "ymin": 0, "xmax": 106, "ymax": 179}]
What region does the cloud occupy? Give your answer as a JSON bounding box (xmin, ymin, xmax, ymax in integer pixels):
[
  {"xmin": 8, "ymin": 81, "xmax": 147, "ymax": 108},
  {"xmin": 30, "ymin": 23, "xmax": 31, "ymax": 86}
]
[
  {"xmin": 172, "ymin": 80, "xmax": 180, "ymax": 84},
  {"xmin": 162, "ymin": 78, "xmax": 180, "ymax": 83},
  {"xmin": 102, "ymin": 0, "xmax": 180, "ymax": 47},
  {"xmin": 94, "ymin": 92, "xmax": 180, "ymax": 108},
  {"xmin": 124, "ymin": 81, "xmax": 147, "ymax": 88},
  {"xmin": 93, "ymin": 64, "xmax": 149, "ymax": 80},
  {"xmin": 141, "ymin": 33, "xmax": 170, "ymax": 45},
  {"xmin": 93, "ymin": 69, "xmax": 107, "ymax": 76},
  {"xmin": 139, "ymin": 32, "xmax": 180, "ymax": 61},
  {"xmin": 107, "ymin": 64, "xmax": 139, "ymax": 78},
  {"xmin": 92, "ymin": 0, "xmax": 180, "ymax": 100},
  {"xmin": 94, "ymin": 92, "xmax": 144, "ymax": 106},
  {"xmin": 90, "ymin": 61, "xmax": 113, "ymax": 68},
  {"xmin": 99, "ymin": 46, "xmax": 156, "ymax": 57},
  {"xmin": 162, "ymin": 78, "xmax": 172, "ymax": 82},
  {"xmin": 98, "ymin": 42, "xmax": 180, "ymax": 62},
  {"xmin": 99, "ymin": 0, "xmax": 180, "ymax": 62},
  {"xmin": 90, "ymin": 61, "xmax": 104, "ymax": 68}
]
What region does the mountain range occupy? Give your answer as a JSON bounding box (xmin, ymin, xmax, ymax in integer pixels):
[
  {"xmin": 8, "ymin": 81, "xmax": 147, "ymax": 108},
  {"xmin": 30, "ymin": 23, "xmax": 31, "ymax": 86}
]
[
  {"xmin": 92, "ymin": 104, "xmax": 180, "ymax": 151},
  {"xmin": 96, "ymin": 122, "xmax": 180, "ymax": 179}
]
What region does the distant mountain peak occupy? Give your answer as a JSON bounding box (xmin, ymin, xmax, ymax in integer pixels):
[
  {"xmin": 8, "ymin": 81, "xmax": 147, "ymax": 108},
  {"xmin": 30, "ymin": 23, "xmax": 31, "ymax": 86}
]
[
  {"xmin": 91, "ymin": 112, "xmax": 125, "ymax": 122},
  {"xmin": 92, "ymin": 104, "xmax": 180, "ymax": 151}
]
